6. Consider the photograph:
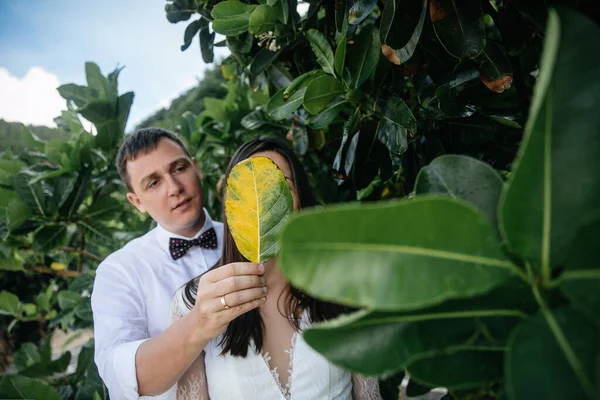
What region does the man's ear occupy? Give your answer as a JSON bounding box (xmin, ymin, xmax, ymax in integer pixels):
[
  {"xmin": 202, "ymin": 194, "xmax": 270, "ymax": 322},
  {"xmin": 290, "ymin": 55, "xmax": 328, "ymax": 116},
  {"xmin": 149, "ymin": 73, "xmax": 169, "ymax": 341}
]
[
  {"xmin": 126, "ymin": 192, "xmax": 146, "ymax": 213},
  {"xmin": 192, "ymin": 158, "xmax": 204, "ymax": 180}
]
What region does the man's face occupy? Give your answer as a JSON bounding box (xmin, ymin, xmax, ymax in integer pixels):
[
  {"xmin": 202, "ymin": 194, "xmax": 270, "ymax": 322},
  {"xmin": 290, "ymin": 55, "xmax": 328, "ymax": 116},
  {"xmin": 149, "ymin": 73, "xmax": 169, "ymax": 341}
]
[{"xmin": 126, "ymin": 138, "xmax": 205, "ymax": 237}]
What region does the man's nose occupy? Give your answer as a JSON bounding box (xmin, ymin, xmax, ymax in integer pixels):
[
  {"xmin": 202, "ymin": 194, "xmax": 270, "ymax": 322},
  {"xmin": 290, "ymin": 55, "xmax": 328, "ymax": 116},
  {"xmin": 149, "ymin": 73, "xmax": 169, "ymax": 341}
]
[{"xmin": 166, "ymin": 175, "xmax": 184, "ymax": 196}]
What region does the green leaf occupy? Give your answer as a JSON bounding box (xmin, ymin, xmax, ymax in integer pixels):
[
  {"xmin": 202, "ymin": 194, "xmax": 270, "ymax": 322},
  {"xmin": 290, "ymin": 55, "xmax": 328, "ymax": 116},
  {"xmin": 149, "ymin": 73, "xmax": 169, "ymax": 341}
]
[
  {"xmin": 0, "ymin": 374, "xmax": 62, "ymax": 400},
  {"xmin": 415, "ymin": 155, "xmax": 504, "ymax": 232},
  {"xmin": 336, "ymin": 0, "xmax": 348, "ymax": 34},
  {"xmin": 280, "ymin": 196, "xmax": 515, "ymax": 310},
  {"xmin": 303, "ymin": 75, "xmax": 344, "ymax": 115},
  {"xmin": 241, "ymin": 108, "xmax": 270, "ymax": 131},
  {"xmin": 559, "ymin": 218, "xmax": 600, "ymax": 325},
  {"xmin": 479, "ymin": 41, "xmax": 513, "ymax": 94},
  {"xmin": 45, "ymin": 140, "xmax": 73, "ymax": 166},
  {"xmin": 376, "ymin": 96, "xmax": 416, "ymax": 154},
  {"xmin": 77, "ymin": 361, "xmax": 108, "ymax": 400},
  {"xmin": 117, "ymin": 91, "xmax": 135, "ymax": 135},
  {"xmin": 0, "ymin": 159, "xmax": 25, "ymax": 186},
  {"xmin": 85, "ymin": 196, "xmax": 122, "ymax": 221},
  {"xmin": 165, "ymin": 1, "xmax": 194, "ymax": 23},
  {"xmin": 226, "ymin": 32, "xmax": 254, "ymax": 54},
  {"xmin": 267, "ymin": 61, "xmax": 294, "ymax": 89},
  {"xmin": 200, "ymin": 27, "xmax": 216, "ymax": 63},
  {"xmin": 248, "ymin": 4, "xmax": 277, "ymax": 35},
  {"xmin": 203, "ymin": 97, "xmax": 228, "ymax": 123},
  {"xmin": 75, "ymin": 345, "xmax": 94, "ymax": 380},
  {"xmin": 380, "ymin": 0, "xmax": 427, "ymax": 65},
  {"xmin": 347, "ymin": 0, "xmax": 376, "ymax": 25},
  {"xmin": 0, "ymin": 257, "xmax": 25, "ymax": 272},
  {"xmin": 211, "ymin": 1, "xmax": 255, "ymax": 36},
  {"xmin": 78, "ymin": 218, "xmax": 115, "ymax": 247},
  {"xmin": 505, "ymin": 307, "xmax": 599, "ymax": 399},
  {"xmin": 13, "ymin": 343, "xmax": 41, "ymax": 371},
  {"xmin": 334, "ymin": 39, "xmax": 346, "ymax": 78},
  {"xmin": 266, "ymin": 87, "xmax": 307, "ymax": 120},
  {"xmin": 0, "ymin": 290, "xmax": 20, "ymax": 316},
  {"xmin": 407, "ymin": 349, "xmax": 503, "ymax": 390},
  {"xmin": 58, "ymin": 172, "xmax": 91, "ymax": 218},
  {"xmin": 20, "ymin": 127, "xmax": 45, "ymax": 152},
  {"xmin": 85, "ymin": 62, "xmax": 110, "ymax": 99},
  {"xmin": 53, "ymin": 172, "xmax": 79, "ymax": 209},
  {"xmin": 249, "ymin": 48, "xmax": 283, "ymax": 76},
  {"xmin": 303, "ymin": 276, "xmax": 531, "ymax": 376},
  {"xmin": 274, "ymin": 0, "xmax": 288, "ymax": 24},
  {"xmin": 224, "ymin": 157, "xmax": 294, "ymax": 263},
  {"xmin": 22, "ymin": 303, "xmax": 36, "ymax": 316},
  {"xmin": 430, "ymin": 0, "xmax": 486, "ymax": 59},
  {"xmin": 181, "ymin": 20, "xmax": 202, "ymax": 51},
  {"xmin": 306, "ymin": 29, "xmax": 336, "ymax": 76},
  {"xmin": 33, "ymin": 225, "xmax": 68, "ymax": 253},
  {"xmin": 347, "ymin": 24, "xmax": 380, "ymax": 88},
  {"xmin": 75, "ymin": 298, "xmax": 93, "ymax": 321},
  {"xmin": 284, "ymin": 70, "xmax": 322, "ymax": 99},
  {"xmin": 45, "ymin": 351, "xmax": 72, "ymax": 375},
  {"xmin": 69, "ymin": 273, "xmax": 95, "ymax": 293},
  {"xmin": 57, "ymin": 291, "xmax": 81, "ymax": 311},
  {"xmin": 57, "ymin": 83, "xmax": 98, "ymax": 107},
  {"xmin": 333, "ymin": 109, "xmax": 361, "ymax": 182},
  {"xmin": 309, "ymin": 98, "xmax": 347, "ymax": 129},
  {"xmin": 5, "ymin": 197, "xmax": 32, "ymax": 237},
  {"xmin": 500, "ymin": 10, "xmax": 600, "ymax": 274},
  {"xmin": 352, "ymin": 122, "xmax": 391, "ymax": 189}
]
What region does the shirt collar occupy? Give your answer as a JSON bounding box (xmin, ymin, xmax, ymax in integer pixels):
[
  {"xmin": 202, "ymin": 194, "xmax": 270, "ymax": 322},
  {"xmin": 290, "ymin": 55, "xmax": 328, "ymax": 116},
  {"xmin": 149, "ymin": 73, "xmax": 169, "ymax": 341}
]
[{"xmin": 155, "ymin": 208, "xmax": 215, "ymax": 256}]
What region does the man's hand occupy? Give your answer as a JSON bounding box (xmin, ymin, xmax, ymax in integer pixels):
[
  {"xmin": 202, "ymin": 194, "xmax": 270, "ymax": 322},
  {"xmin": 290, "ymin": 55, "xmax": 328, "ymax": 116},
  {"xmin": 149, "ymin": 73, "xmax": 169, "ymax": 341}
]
[{"xmin": 190, "ymin": 262, "xmax": 267, "ymax": 342}]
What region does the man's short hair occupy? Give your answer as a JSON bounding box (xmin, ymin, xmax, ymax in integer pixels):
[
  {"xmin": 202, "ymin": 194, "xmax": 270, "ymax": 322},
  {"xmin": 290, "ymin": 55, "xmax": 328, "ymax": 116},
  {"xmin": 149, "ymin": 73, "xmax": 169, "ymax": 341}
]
[{"xmin": 116, "ymin": 128, "xmax": 191, "ymax": 192}]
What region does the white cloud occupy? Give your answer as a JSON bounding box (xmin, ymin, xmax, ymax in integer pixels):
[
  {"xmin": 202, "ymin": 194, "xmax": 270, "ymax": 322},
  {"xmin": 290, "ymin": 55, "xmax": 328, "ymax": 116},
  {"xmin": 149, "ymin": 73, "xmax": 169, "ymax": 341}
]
[{"xmin": 0, "ymin": 67, "xmax": 66, "ymax": 127}]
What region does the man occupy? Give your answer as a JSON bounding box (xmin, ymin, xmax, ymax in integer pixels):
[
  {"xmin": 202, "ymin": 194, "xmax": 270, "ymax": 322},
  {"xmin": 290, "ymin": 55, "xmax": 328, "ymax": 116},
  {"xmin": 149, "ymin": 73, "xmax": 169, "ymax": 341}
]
[{"xmin": 91, "ymin": 128, "xmax": 267, "ymax": 399}]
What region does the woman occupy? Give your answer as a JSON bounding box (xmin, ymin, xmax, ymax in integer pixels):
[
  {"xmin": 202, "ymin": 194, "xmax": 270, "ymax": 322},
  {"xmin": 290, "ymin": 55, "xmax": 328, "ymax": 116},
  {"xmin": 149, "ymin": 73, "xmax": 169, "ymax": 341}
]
[{"xmin": 170, "ymin": 137, "xmax": 380, "ymax": 399}]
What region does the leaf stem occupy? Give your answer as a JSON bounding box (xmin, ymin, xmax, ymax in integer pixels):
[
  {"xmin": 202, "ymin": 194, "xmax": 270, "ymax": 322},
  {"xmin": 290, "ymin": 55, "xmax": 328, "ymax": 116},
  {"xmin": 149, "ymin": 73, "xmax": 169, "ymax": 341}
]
[
  {"xmin": 529, "ymin": 264, "xmax": 595, "ymax": 398},
  {"xmin": 541, "ymin": 91, "xmax": 553, "ymax": 286}
]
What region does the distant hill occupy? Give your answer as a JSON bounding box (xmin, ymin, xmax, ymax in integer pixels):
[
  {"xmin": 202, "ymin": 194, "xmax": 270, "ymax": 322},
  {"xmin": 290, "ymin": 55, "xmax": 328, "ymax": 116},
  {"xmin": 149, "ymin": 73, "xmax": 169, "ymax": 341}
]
[
  {"xmin": 0, "ymin": 119, "xmax": 71, "ymax": 154},
  {"xmin": 135, "ymin": 65, "xmax": 227, "ymax": 131}
]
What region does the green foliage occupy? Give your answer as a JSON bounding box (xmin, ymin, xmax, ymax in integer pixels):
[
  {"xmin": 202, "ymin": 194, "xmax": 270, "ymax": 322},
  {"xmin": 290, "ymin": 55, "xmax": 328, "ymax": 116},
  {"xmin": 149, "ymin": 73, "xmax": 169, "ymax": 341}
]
[
  {"xmin": 167, "ymin": 0, "xmax": 596, "ymax": 210},
  {"xmin": 279, "ymin": 8, "xmax": 600, "ymax": 399},
  {"xmin": 0, "ymin": 62, "xmax": 148, "ymax": 397},
  {"xmin": 0, "ymin": 120, "xmax": 70, "ymax": 154}
]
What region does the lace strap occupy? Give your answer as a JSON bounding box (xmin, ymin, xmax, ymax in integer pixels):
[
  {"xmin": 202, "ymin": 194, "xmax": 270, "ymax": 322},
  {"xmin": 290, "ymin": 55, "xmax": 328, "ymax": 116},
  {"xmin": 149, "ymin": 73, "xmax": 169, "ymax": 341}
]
[{"xmin": 352, "ymin": 374, "xmax": 381, "ymax": 400}]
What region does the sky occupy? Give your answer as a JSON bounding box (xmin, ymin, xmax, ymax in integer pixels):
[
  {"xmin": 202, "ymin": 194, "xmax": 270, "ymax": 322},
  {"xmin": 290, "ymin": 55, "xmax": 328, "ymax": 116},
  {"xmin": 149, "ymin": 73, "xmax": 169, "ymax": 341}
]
[{"xmin": 0, "ymin": 0, "xmax": 228, "ymax": 131}]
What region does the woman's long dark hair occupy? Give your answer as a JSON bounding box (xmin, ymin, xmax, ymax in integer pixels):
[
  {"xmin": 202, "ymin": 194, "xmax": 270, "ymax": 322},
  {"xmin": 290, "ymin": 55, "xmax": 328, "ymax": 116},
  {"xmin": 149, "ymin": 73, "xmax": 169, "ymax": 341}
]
[{"xmin": 184, "ymin": 137, "xmax": 350, "ymax": 357}]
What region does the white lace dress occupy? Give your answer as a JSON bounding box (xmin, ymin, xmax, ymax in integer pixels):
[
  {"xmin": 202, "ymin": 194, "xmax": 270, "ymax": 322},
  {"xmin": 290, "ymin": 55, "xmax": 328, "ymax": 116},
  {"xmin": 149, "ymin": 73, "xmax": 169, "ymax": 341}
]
[{"xmin": 170, "ymin": 286, "xmax": 380, "ymax": 400}]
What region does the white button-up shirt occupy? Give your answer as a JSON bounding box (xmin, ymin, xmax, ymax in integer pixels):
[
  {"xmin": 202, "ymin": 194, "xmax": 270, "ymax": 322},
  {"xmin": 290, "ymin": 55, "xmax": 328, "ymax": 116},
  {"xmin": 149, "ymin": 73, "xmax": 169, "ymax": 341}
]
[{"xmin": 91, "ymin": 208, "xmax": 223, "ymax": 400}]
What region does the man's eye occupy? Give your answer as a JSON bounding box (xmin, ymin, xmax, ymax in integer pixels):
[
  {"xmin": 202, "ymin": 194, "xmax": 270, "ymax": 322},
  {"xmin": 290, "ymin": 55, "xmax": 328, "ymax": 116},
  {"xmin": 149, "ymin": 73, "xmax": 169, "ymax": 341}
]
[{"xmin": 148, "ymin": 180, "xmax": 159, "ymax": 189}]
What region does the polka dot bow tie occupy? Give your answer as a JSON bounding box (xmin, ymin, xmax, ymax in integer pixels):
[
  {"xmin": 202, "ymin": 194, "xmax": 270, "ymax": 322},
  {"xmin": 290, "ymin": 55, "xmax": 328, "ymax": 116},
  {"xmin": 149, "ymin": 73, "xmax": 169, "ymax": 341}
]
[{"xmin": 169, "ymin": 228, "xmax": 218, "ymax": 260}]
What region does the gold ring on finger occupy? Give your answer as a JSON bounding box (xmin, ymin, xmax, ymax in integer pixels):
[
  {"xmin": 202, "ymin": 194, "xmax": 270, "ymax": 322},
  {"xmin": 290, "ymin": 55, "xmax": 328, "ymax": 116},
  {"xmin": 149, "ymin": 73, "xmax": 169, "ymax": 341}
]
[{"xmin": 220, "ymin": 295, "xmax": 230, "ymax": 309}]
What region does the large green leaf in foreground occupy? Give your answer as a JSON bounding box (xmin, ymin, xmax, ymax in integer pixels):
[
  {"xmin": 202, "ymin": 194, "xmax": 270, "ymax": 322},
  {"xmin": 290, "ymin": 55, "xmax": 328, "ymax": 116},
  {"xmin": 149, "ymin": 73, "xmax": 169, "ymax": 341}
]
[
  {"xmin": 505, "ymin": 307, "xmax": 599, "ymax": 399},
  {"xmin": 225, "ymin": 157, "xmax": 293, "ymax": 263},
  {"xmin": 303, "ymin": 277, "xmax": 533, "ymax": 376},
  {"xmin": 280, "ymin": 196, "xmax": 517, "ymax": 310},
  {"xmin": 500, "ymin": 9, "xmax": 600, "ymax": 272}
]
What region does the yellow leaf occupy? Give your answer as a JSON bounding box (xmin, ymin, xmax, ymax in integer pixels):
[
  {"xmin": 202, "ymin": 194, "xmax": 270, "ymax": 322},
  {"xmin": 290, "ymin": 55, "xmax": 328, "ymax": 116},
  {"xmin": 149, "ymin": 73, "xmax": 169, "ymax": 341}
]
[
  {"xmin": 50, "ymin": 262, "xmax": 66, "ymax": 271},
  {"xmin": 225, "ymin": 157, "xmax": 294, "ymax": 263}
]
